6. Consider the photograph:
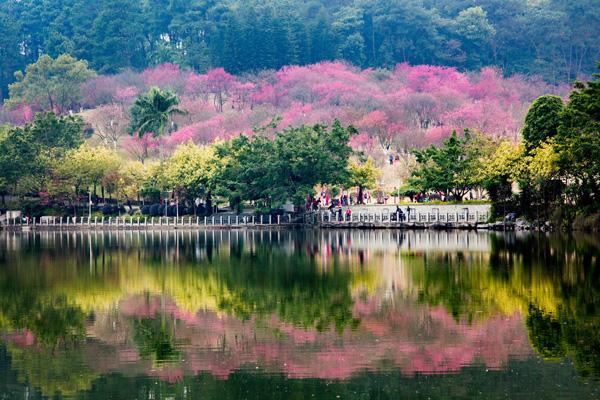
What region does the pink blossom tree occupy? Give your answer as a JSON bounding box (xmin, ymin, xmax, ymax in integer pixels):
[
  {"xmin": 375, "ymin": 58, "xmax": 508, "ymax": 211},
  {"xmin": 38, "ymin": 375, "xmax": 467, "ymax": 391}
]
[{"xmin": 203, "ymin": 68, "xmax": 237, "ymax": 112}]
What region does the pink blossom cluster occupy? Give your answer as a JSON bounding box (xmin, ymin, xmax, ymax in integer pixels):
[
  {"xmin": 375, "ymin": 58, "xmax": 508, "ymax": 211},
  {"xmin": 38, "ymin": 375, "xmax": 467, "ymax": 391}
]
[{"xmin": 73, "ymin": 62, "xmax": 567, "ymax": 153}]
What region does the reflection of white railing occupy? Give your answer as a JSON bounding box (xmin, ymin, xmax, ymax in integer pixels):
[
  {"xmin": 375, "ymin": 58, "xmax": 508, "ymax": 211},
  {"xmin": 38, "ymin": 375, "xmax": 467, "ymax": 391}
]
[
  {"xmin": 317, "ymin": 229, "xmax": 492, "ymax": 253},
  {"xmin": 6, "ymin": 228, "xmax": 493, "ymax": 255}
]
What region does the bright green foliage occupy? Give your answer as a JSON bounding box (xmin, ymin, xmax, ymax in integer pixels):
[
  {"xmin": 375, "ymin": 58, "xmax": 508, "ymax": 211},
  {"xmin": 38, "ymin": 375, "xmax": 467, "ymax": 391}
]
[
  {"xmin": 128, "ymin": 87, "xmax": 186, "ymax": 138},
  {"xmin": 478, "ymin": 140, "xmax": 523, "ymax": 217},
  {"xmin": 6, "ymin": 54, "xmax": 95, "ymax": 112},
  {"xmin": 409, "ymin": 130, "xmax": 487, "ymax": 200},
  {"xmin": 480, "ymin": 140, "xmax": 525, "ymax": 185},
  {"xmin": 119, "ymin": 160, "xmax": 153, "ymax": 200},
  {"xmin": 347, "ymin": 158, "xmax": 380, "ymax": 204},
  {"xmin": 215, "ymin": 121, "xmax": 355, "ymax": 208},
  {"xmin": 163, "ymin": 142, "xmax": 218, "ymax": 203},
  {"xmin": 522, "ymin": 95, "xmax": 564, "ymax": 150},
  {"xmin": 60, "ymin": 145, "xmax": 121, "ymax": 190},
  {"xmin": 525, "ymin": 140, "xmax": 560, "ymax": 183}
]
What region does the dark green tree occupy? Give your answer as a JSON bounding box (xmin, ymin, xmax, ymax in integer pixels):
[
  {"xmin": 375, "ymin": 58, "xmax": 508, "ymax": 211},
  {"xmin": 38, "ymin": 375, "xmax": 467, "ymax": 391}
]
[
  {"xmin": 409, "ymin": 130, "xmax": 484, "ymax": 200},
  {"xmin": 215, "ymin": 120, "xmax": 355, "ymax": 208},
  {"xmin": 89, "ymin": 0, "xmax": 146, "ymax": 73},
  {"xmin": 6, "ymin": 54, "xmax": 95, "ymax": 113},
  {"xmin": 522, "ymin": 95, "xmax": 565, "ymax": 150},
  {"xmin": 128, "ymin": 87, "xmax": 186, "ymax": 139},
  {"xmin": 556, "ymin": 65, "xmax": 600, "ymax": 213}
]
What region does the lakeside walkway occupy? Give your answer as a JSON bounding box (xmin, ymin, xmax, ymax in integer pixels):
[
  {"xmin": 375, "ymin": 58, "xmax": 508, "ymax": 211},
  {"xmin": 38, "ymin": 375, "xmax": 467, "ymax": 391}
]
[{"xmin": 0, "ymin": 204, "xmax": 491, "ymax": 231}]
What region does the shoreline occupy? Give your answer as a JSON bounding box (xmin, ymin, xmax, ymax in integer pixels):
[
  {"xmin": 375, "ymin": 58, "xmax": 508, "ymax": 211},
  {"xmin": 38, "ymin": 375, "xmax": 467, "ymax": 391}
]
[{"xmin": 0, "ymin": 222, "xmax": 504, "ymax": 232}]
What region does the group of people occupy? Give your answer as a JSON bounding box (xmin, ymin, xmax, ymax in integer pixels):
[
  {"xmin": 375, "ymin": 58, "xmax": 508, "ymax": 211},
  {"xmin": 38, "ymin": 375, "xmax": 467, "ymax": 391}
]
[
  {"xmin": 306, "ymin": 189, "xmax": 375, "ymax": 212},
  {"xmin": 328, "ymin": 203, "xmax": 353, "ymax": 221}
]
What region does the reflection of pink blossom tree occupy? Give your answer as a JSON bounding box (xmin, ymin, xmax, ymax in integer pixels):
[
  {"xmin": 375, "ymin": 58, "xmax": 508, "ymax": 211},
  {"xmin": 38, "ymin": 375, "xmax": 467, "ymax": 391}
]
[{"xmin": 70, "ymin": 293, "xmax": 532, "ymax": 382}]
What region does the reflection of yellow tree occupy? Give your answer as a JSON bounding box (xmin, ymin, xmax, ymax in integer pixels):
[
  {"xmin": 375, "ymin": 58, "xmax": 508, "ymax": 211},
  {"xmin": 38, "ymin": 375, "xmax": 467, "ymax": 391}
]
[
  {"xmin": 406, "ymin": 251, "xmax": 562, "ymax": 321},
  {"xmin": 7, "ymin": 343, "xmax": 98, "ymax": 397},
  {"xmin": 0, "ymin": 236, "xmax": 374, "ymax": 332}
]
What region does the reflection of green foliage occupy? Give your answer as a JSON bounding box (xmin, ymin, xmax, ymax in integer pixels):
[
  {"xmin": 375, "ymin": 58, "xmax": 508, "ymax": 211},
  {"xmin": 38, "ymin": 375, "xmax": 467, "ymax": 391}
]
[
  {"xmin": 8, "ymin": 343, "xmax": 98, "ymax": 397},
  {"xmin": 30, "ymin": 298, "xmax": 86, "ymax": 346},
  {"xmin": 562, "ymin": 316, "xmax": 600, "ymax": 379},
  {"xmin": 132, "ymin": 315, "xmax": 181, "ymax": 365},
  {"xmin": 527, "ymin": 305, "xmax": 600, "ymax": 380},
  {"xmin": 0, "ymin": 234, "xmax": 362, "ymax": 336},
  {"xmin": 415, "ymin": 255, "xmax": 489, "ymax": 323},
  {"xmin": 416, "ymin": 232, "xmax": 600, "ymax": 380},
  {"xmin": 526, "ymin": 305, "xmax": 565, "ymax": 359},
  {"xmin": 215, "ymin": 243, "xmax": 359, "ymax": 333},
  {"xmin": 0, "ymin": 291, "xmax": 85, "ymax": 347}
]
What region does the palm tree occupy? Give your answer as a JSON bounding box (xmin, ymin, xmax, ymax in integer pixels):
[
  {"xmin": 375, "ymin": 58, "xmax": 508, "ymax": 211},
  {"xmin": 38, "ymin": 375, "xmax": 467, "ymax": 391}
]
[
  {"xmin": 128, "ymin": 88, "xmax": 186, "ymax": 209},
  {"xmin": 128, "ymin": 87, "xmax": 186, "ymax": 141}
]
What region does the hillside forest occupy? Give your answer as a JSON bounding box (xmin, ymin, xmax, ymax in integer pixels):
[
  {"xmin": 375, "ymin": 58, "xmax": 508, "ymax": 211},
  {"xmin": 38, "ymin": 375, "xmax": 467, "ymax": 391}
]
[{"xmin": 0, "ymin": 0, "xmax": 599, "ymax": 99}]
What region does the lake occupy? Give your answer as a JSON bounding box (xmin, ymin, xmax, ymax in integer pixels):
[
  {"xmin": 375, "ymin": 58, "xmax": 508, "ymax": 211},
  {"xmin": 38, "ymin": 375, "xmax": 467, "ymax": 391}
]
[{"xmin": 0, "ymin": 229, "xmax": 599, "ymax": 399}]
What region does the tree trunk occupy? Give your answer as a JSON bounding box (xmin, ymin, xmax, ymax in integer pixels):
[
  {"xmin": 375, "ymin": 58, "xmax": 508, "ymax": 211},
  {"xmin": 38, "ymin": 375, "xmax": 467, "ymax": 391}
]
[{"xmin": 206, "ymin": 192, "xmax": 213, "ymax": 216}]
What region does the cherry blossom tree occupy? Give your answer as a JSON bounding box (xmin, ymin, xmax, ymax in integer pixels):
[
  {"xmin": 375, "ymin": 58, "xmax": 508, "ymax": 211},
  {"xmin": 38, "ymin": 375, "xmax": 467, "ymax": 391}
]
[{"xmin": 203, "ymin": 68, "xmax": 237, "ymax": 113}]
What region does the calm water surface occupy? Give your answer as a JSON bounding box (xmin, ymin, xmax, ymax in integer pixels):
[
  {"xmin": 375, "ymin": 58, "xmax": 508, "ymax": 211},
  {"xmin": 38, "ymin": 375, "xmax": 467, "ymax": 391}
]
[{"xmin": 0, "ymin": 229, "xmax": 599, "ymax": 399}]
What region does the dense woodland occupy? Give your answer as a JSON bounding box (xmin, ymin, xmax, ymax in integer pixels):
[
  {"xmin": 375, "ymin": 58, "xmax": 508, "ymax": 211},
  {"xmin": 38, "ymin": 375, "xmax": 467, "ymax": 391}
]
[{"xmin": 1, "ymin": 0, "xmax": 599, "ymax": 99}]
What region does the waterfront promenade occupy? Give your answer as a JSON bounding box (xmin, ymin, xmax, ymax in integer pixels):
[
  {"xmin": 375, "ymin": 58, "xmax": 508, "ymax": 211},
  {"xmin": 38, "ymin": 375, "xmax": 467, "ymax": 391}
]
[{"xmin": 0, "ymin": 203, "xmax": 491, "ymax": 231}]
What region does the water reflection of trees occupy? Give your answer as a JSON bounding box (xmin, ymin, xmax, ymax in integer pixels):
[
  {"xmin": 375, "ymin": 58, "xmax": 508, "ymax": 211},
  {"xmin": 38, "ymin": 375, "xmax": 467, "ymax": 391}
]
[
  {"xmin": 490, "ymin": 233, "xmax": 600, "ymax": 380},
  {"xmin": 0, "ymin": 230, "xmax": 599, "ymax": 396}
]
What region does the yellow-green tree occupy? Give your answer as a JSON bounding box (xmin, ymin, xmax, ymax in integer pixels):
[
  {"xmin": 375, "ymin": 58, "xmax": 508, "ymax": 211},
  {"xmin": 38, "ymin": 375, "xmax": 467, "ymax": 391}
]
[
  {"xmin": 60, "ymin": 144, "xmax": 121, "ymax": 198},
  {"xmin": 348, "ymin": 158, "xmax": 380, "ymax": 204},
  {"xmin": 120, "ymin": 160, "xmax": 152, "ymax": 202},
  {"xmin": 163, "ymin": 142, "xmax": 219, "ymax": 209},
  {"xmin": 479, "ymin": 140, "xmax": 525, "ymax": 218}
]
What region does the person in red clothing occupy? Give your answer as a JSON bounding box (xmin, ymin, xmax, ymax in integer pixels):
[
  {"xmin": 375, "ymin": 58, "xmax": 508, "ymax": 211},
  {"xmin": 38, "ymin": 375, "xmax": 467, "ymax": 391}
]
[{"xmin": 345, "ymin": 207, "xmax": 352, "ymax": 221}]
